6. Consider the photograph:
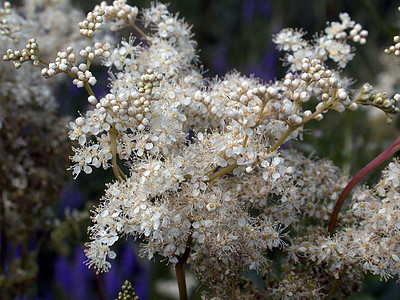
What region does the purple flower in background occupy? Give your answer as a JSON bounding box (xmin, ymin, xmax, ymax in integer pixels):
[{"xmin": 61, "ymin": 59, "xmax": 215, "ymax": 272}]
[
  {"xmin": 16, "ymin": 294, "xmax": 52, "ymax": 300},
  {"xmin": 72, "ymin": 246, "xmax": 91, "ymax": 299},
  {"xmin": 213, "ymin": 45, "xmax": 228, "ymax": 76},
  {"xmin": 54, "ymin": 255, "xmax": 73, "ymax": 294},
  {"xmin": 259, "ymin": 0, "xmax": 271, "ymax": 18},
  {"xmin": 134, "ymin": 260, "xmax": 150, "ymax": 300},
  {"xmin": 54, "ymin": 246, "xmax": 93, "ymax": 299},
  {"xmin": 120, "ymin": 244, "xmax": 150, "ymax": 299},
  {"xmin": 60, "ymin": 184, "xmax": 83, "ymax": 211},
  {"xmin": 242, "ymin": 0, "xmax": 256, "ymax": 21},
  {"xmin": 107, "ymin": 243, "xmax": 149, "ymax": 299},
  {"xmin": 243, "ymin": 0, "xmax": 271, "ymax": 20},
  {"xmin": 105, "ymin": 260, "xmax": 123, "ymax": 299},
  {"xmin": 245, "ymin": 47, "xmax": 277, "ymax": 81},
  {"xmin": 120, "ymin": 243, "xmax": 138, "ymax": 275}
]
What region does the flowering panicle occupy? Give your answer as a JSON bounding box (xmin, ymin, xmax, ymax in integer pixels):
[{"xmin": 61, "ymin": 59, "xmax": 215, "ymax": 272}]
[
  {"xmin": 353, "ymin": 83, "xmax": 400, "ymax": 124},
  {"xmin": 4, "ymin": 1, "xmax": 400, "ymax": 299},
  {"xmin": 274, "ymin": 12, "xmax": 368, "ymax": 70},
  {"xmin": 385, "ymin": 8, "xmax": 400, "ymax": 58},
  {"xmin": 94, "ymin": 0, "xmax": 139, "ymax": 32},
  {"xmin": 283, "ymin": 158, "xmax": 400, "ymax": 297}
]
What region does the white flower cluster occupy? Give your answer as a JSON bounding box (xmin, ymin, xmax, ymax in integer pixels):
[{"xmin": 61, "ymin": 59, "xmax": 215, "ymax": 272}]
[
  {"xmin": 384, "ymin": 35, "xmax": 400, "ymax": 56},
  {"xmin": 69, "ymin": 1, "xmax": 357, "ymax": 278},
  {"xmin": 354, "ymin": 82, "xmax": 400, "ymax": 124},
  {"xmin": 274, "ymin": 12, "xmax": 368, "ymax": 70},
  {"xmin": 4, "ymin": 1, "xmax": 400, "ymax": 298},
  {"xmin": 3, "ymin": 37, "xmax": 40, "ymax": 68},
  {"xmin": 385, "ymin": 8, "xmax": 400, "ymax": 57},
  {"xmin": 95, "ymin": 0, "xmax": 139, "ymax": 31},
  {"xmin": 285, "ymin": 158, "xmax": 400, "ymax": 297},
  {"xmin": 79, "ymin": 9, "xmax": 105, "ymax": 37}
]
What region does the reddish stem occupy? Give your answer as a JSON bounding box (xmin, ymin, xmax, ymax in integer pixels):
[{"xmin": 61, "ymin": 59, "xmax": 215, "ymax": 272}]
[
  {"xmin": 95, "ymin": 272, "xmax": 106, "ymax": 300},
  {"xmin": 328, "ymin": 135, "xmax": 400, "ymax": 235}
]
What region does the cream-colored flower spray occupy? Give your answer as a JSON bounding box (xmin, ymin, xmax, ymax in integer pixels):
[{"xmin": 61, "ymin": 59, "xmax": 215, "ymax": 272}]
[{"xmin": 4, "ymin": 1, "xmax": 400, "ymax": 298}]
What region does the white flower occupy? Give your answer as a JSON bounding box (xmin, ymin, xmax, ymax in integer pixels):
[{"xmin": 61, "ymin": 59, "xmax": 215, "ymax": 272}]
[
  {"xmin": 274, "ymin": 28, "xmax": 307, "ymax": 52},
  {"xmin": 261, "ymin": 156, "xmax": 285, "ymax": 181},
  {"xmin": 384, "ymin": 160, "xmax": 400, "ymax": 187}
]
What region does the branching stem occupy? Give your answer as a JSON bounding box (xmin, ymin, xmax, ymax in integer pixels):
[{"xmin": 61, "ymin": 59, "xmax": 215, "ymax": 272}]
[{"xmin": 207, "ymin": 125, "xmax": 297, "ymax": 182}]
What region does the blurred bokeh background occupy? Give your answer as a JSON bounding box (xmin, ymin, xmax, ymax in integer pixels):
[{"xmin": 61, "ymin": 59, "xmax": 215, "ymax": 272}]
[{"xmin": 4, "ymin": 0, "xmax": 400, "ymax": 299}]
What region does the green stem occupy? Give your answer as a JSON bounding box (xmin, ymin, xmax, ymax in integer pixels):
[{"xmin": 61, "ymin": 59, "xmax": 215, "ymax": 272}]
[
  {"xmin": 33, "ymin": 230, "xmax": 48, "ymax": 259},
  {"xmin": 38, "ymin": 57, "xmax": 50, "ymax": 65},
  {"xmin": 84, "ymin": 81, "xmax": 95, "ymax": 96},
  {"xmin": 325, "ymin": 267, "xmax": 348, "ymax": 299},
  {"xmin": 129, "ymin": 21, "xmax": 151, "ymax": 44},
  {"xmin": 302, "ymin": 102, "xmax": 331, "ymax": 124},
  {"xmin": 207, "ymin": 125, "xmax": 297, "ymax": 182},
  {"xmin": 231, "ymin": 276, "xmax": 236, "ymax": 299},
  {"xmin": 207, "ymin": 162, "xmax": 238, "ymax": 182},
  {"xmin": 266, "ymin": 125, "xmax": 296, "ymax": 154},
  {"xmin": 109, "ymin": 126, "xmax": 126, "ymax": 181}
]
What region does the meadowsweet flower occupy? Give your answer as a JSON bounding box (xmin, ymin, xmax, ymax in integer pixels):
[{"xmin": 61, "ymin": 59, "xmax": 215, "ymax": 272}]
[{"xmin": 5, "ymin": 1, "xmax": 400, "ymax": 299}]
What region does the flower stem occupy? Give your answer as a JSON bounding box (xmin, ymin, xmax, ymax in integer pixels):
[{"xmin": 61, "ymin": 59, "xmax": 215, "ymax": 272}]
[
  {"xmin": 266, "ymin": 125, "xmax": 296, "ymax": 154},
  {"xmin": 207, "ymin": 125, "xmax": 297, "ymax": 182},
  {"xmin": 207, "ymin": 162, "xmax": 238, "ymax": 182},
  {"xmin": 84, "ymin": 81, "xmax": 95, "ymax": 96},
  {"xmin": 231, "ymin": 276, "xmax": 236, "ymax": 299},
  {"xmin": 109, "ymin": 126, "xmax": 126, "ymax": 181},
  {"xmin": 325, "ymin": 266, "xmax": 348, "ymax": 299},
  {"xmin": 175, "ymin": 235, "xmax": 192, "ymax": 300},
  {"xmin": 95, "ymin": 273, "xmax": 106, "ymax": 300},
  {"xmin": 328, "ymin": 135, "xmax": 400, "ymax": 234},
  {"xmin": 129, "ymin": 20, "xmax": 151, "ymax": 45}
]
